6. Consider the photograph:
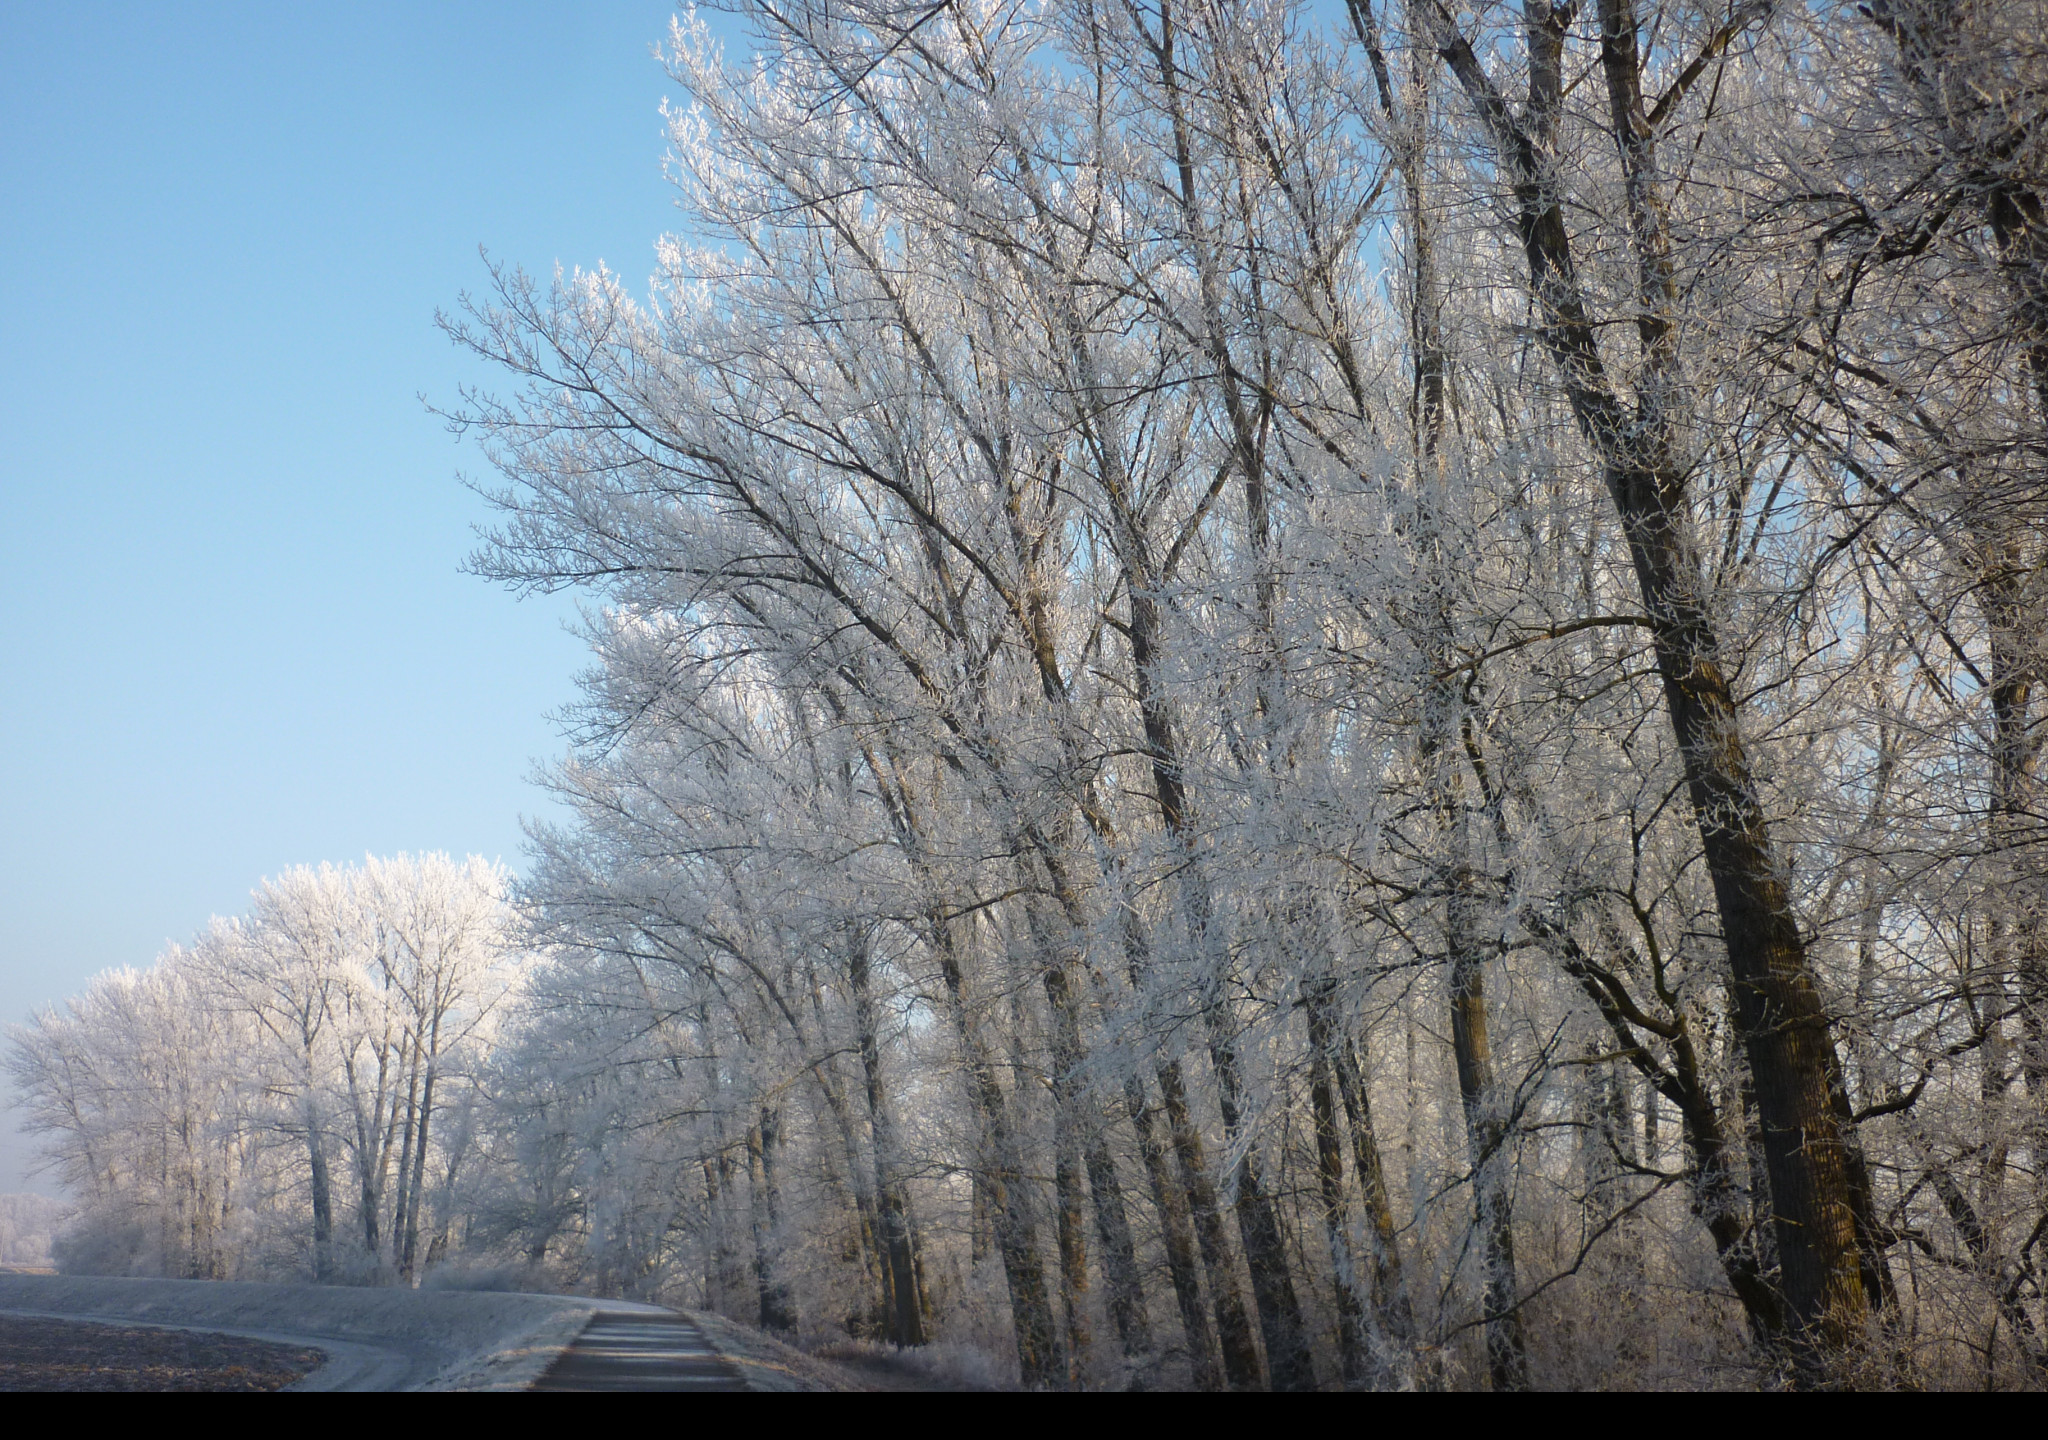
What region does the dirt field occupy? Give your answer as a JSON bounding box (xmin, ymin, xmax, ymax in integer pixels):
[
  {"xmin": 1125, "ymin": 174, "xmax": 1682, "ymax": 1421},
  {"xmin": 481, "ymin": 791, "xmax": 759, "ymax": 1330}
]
[{"xmin": 0, "ymin": 1314, "xmax": 325, "ymax": 1391}]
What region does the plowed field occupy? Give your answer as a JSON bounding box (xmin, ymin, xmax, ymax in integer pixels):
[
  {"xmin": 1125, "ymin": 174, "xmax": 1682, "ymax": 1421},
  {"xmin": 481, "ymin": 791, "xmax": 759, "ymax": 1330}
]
[{"xmin": 0, "ymin": 1313, "xmax": 325, "ymax": 1391}]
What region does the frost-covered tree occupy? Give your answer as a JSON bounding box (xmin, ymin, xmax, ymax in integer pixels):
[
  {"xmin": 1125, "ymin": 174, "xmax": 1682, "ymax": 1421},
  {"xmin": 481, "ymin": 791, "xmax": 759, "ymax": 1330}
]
[
  {"xmin": 13, "ymin": 0, "xmax": 2048, "ymax": 1390},
  {"xmin": 8, "ymin": 853, "xmax": 519, "ymax": 1286}
]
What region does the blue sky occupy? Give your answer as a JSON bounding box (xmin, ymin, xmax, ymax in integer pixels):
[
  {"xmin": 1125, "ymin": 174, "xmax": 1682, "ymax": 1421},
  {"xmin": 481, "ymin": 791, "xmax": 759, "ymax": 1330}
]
[{"xmin": 0, "ymin": 2, "xmax": 734, "ymax": 1190}]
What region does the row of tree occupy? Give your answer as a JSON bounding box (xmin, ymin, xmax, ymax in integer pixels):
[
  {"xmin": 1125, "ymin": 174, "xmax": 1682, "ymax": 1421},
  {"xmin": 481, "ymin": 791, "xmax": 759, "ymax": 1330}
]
[
  {"xmin": 10, "ymin": 0, "xmax": 2045, "ymax": 1389},
  {"xmin": 9, "ymin": 855, "xmax": 516, "ymax": 1285}
]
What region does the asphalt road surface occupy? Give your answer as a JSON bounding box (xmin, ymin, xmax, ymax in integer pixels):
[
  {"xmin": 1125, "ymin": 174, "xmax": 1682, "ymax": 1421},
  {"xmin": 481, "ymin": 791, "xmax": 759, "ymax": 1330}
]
[{"xmin": 532, "ymin": 1311, "xmax": 748, "ymax": 1392}]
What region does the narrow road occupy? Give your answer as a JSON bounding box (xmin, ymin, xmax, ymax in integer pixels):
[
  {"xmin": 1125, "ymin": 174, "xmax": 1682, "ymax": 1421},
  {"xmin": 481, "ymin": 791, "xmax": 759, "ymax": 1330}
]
[{"xmin": 532, "ymin": 1311, "xmax": 747, "ymax": 1392}]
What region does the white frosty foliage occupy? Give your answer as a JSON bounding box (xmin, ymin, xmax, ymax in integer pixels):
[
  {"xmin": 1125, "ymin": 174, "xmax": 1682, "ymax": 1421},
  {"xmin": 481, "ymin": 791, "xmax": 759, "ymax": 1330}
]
[{"xmin": 15, "ymin": 0, "xmax": 2048, "ymax": 1391}]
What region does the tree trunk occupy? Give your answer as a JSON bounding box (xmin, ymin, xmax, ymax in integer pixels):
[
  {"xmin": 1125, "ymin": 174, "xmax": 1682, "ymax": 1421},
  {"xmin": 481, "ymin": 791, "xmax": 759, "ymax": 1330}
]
[
  {"xmin": 805, "ymin": 1051, "xmax": 891, "ymax": 1334},
  {"xmin": 1332, "ymin": 1036, "xmax": 1417, "ymax": 1353},
  {"xmin": 700, "ymin": 1157, "xmax": 721, "ymax": 1309},
  {"xmin": 850, "ymin": 932, "xmax": 927, "ymax": 1347},
  {"xmin": 1123, "ymin": 1071, "xmax": 1221, "ymax": 1388},
  {"xmin": 1027, "ymin": 913, "xmax": 1093, "ymax": 1381},
  {"xmin": 863, "ymin": 746, "xmax": 1064, "ymax": 1384},
  {"xmin": 1081, "ymin": 1126, "xmax": 1152, "ymax": 1380},
  {"xmin": 1201, "ymin": 1016, "xmax": 1317, "ymax": 1392},
  {"xmin": 1157, "ymin": 1058, "xmax": 1264, "ymax": 1388},
  {"xmin": 399, "ymin": 1059, "xmax": 435, "ymax": 1283},
  {"xmin": 1052, "ymin": 1122, "xmax": 1092, "ymax": 1382},
  {"xmin": 1030, "ymin": 872, "xmax": 1152, "ymax": 1375},
  {"xmin": 751, "ymin": 1106, "xmax": 797, "ymax": 1332},
  {"xmin": 1429, "ymin": 1, "xmax": 1871, "ymax": 1367},
  {"xmin": 1307, "ymin": 996, "xmax": 1367, "ymax": 1387},
  {"xmin": 931, "ymin": 909, "xmax": 1064, "ymax": 1387},
  {"xmin": 1126, "ymin": 568, "xmax": 1314, "ymax": 1389},
  {"xmin": 1984, "ymin": 560, "xmax": 2047, "ymax": 1097},
  {"xmin": 1446, "ymin": 856, "xmax": 1529, "ymax": 1391},
  {"xmin": 388, "ymin": 1040, "xmax": 422, "ymax": 1278},
  {"xmin": 305, "ymin": 1094, "xmax": 333, "ymax": 1284}
]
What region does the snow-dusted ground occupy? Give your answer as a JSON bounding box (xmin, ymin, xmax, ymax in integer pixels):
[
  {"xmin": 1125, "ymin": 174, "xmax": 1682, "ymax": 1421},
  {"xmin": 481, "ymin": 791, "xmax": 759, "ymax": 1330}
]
[{"xmin": 0, "ymin": 1276, "xmax": 660, "ymax": 1391}]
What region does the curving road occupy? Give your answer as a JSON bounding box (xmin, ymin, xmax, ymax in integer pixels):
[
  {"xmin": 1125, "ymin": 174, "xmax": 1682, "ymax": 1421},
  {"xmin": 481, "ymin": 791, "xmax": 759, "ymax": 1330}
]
[
  {"xmin": 0, "ymin": 1278, "xmax": 785, "ymax": 1391},
  {"xmin": 0, "ymin": 1277, "xmax": 660, "ymax": 1390}
]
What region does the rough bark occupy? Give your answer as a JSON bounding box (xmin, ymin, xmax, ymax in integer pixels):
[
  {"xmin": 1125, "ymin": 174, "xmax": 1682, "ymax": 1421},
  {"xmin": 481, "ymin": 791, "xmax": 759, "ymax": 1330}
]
[
  {"xmin": 1426, "ymin": 0, "xmax": 1871, "ymax": 1366},
  {"xmin": 1035, "ymin": 879, "xmax": 1152, "ymax": 1372},
  {"xmin": 930, "ymin": 909, "xmax": 1063, "ymax": 1385},
  {"xmin": 750, "ymin": 1106, "xmax": 798, "ymax": 1332},
  {"xmin": 850, "ymin": 932, "xmax": 927, "ymax": 1347},
  {"xmin": 304, "ymin": 1096, "xmax": 333, "ymax": 1284},
  {"xmin": 1332, "ymin": 1036, "xmax": 1417, "ymax": 1352},
  {"xmin": 1306, "ymin": 992, "xmax": 1368, "ymax": 1386},
  {"xmin": 1123, "ymin": 1071, "xmax": 1222, "ymax": 1388},
  {"xmin": 1446, "ymin": 859, "xmax": 1530, "ymax": 1391},
  {"xmin": 1158, "ymin": 1058, "xmax": 1264, "ymax": 1388},
  {"xmin": 1204, "ymin": 1016, "xmax": 1317, "ymax": 1392},
  {"xmin": 1126, "ymin": 549, "xmax": 1315, "ymax": 1390},
  {"xmin": 399, "ymin": 1010, "xmax": 442, "ymax": 1282}
]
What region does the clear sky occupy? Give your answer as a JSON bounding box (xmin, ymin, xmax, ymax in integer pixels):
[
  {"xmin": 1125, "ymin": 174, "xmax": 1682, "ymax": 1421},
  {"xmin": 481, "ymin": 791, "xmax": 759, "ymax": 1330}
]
[{"xmin": 0, "ymin": 2, "xmax": 732, "ymax": 1192}]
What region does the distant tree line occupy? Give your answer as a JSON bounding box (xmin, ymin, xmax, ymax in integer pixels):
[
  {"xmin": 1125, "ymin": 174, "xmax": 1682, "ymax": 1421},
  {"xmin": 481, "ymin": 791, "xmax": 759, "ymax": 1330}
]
[
  {"xmin": 0, "ymin": 1194, "xmax": 66, "ymax": 1268},
  {"xmin": 9, "ymin": 855, "xmax": 515, "ymax": 1286}
]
